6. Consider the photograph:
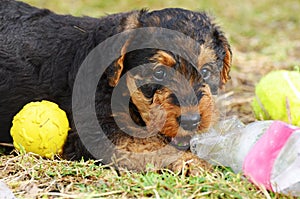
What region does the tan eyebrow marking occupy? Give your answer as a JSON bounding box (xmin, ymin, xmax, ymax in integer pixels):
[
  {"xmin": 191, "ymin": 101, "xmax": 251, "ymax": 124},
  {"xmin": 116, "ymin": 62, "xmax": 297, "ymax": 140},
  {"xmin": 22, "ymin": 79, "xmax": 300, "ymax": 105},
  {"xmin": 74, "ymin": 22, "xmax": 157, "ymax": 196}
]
[{"xmin": 151, "ymin": 50, "xmax": 176, "ymax": 67}]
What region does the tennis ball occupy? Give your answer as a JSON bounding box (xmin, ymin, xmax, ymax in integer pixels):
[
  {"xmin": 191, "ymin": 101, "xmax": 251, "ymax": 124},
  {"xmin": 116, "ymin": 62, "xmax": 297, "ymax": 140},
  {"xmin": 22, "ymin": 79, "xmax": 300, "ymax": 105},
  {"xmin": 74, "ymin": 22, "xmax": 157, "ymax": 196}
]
[
  {"xmin": 252, "ymin": 70, "xmax": 300, "ymax": 126},
  {"xmin": 10, "ymin": 100, "xmax": 69, "ymax": 159}
]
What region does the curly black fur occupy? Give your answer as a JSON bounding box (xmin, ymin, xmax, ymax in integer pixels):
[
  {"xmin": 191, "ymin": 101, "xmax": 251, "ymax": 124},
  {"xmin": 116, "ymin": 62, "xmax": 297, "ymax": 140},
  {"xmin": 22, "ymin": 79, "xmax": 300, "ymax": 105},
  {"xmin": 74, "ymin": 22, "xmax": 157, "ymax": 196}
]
[{"xmin": 0, "ymin": 0, "xmax": 231, "ymax": 167}]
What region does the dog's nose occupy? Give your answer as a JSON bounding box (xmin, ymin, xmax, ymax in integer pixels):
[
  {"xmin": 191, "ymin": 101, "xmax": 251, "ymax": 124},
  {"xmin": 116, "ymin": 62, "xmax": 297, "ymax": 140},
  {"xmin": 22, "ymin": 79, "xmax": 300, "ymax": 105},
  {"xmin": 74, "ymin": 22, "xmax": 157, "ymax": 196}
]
[{"xmin": 178, "ymin": 113, "xmax": 201, "ymax": 131}]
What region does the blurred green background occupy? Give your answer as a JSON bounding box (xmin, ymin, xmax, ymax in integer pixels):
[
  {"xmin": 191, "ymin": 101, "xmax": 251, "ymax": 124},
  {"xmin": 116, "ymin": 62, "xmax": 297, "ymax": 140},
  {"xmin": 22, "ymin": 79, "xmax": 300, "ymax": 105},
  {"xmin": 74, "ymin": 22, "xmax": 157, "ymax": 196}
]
[{"xmin": 22, "ymin": 0, "xmax": 299, "ymax": 67}]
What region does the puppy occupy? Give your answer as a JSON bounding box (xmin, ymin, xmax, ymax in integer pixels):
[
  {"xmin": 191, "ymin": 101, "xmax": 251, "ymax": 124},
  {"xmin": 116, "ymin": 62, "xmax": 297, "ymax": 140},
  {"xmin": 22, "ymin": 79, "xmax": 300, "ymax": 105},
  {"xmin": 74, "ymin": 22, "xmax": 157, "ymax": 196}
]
[{"xmin": 0, "ymin": 0, "xmax": 231, "ymax": 172}]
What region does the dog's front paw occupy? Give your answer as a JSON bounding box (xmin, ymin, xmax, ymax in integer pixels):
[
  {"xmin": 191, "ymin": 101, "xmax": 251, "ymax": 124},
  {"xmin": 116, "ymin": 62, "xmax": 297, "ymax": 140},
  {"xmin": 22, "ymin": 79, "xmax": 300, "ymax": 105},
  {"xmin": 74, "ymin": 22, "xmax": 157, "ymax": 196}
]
[{"xmin": 168, "ymin": 151, "xmax": 212, "ymax": 176}]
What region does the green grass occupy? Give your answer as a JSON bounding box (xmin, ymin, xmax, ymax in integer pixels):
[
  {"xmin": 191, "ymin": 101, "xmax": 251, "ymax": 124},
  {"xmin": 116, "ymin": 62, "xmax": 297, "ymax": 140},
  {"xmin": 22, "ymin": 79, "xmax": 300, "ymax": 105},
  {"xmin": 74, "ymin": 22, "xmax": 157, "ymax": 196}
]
[
  {"xmin": 1, "ymin": 153, "xmax": 291, "ymax": 198},
  {"xmin": 1, "ymin": 0, "xmax": 300, "ymax": 198}
]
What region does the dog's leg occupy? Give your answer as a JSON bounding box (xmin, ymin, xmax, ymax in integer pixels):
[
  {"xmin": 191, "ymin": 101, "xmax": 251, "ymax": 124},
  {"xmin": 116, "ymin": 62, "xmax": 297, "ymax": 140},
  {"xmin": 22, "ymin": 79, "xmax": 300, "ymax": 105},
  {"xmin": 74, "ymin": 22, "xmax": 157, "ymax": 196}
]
[{"xmin": 168, "ymin": 151, "xmax": 212, "ymax": 176}]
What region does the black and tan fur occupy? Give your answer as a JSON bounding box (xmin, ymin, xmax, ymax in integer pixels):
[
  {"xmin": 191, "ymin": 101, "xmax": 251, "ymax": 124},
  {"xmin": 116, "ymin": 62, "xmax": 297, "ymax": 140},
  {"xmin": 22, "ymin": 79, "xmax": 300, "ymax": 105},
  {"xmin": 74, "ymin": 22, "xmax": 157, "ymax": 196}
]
[{"xmin": 0, "ymin": 0, "xmax": 231, "ymax": 173}]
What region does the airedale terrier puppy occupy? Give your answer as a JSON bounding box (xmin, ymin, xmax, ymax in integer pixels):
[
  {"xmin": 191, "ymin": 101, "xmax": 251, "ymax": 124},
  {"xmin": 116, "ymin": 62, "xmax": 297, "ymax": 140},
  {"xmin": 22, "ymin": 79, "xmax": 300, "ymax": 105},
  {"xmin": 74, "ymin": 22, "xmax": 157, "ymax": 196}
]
[{"xmin": 0, "ymin": 0, "xmax": 231, "ymax": 172}]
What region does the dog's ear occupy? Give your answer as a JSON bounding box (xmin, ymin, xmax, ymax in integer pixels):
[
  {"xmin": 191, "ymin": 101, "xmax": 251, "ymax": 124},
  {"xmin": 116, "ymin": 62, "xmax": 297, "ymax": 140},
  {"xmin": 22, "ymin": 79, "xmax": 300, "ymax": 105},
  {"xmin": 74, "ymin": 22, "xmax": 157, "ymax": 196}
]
[
  {"xmin": 108, "ymin": 53, "xmax": 126, "ymax": 87},
  {"xmin": 220, "ymin": 44, "xmax": 232, "ymax": 86},
  {"xmin": 216, "ymin": 32, "xmax": 232, "ymax": 88},
  {"xmin": 107, "ymin": 11, "xmax": 142, "ymax": 87}
]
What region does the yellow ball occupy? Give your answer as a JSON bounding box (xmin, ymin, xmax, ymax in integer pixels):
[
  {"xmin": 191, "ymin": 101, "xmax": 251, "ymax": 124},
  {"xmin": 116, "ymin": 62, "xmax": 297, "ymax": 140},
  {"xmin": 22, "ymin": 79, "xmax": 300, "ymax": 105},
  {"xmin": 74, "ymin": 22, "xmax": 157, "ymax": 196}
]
[{"xmin": 10, "ymin": 100, "xmax": 69, "ymax": 159}]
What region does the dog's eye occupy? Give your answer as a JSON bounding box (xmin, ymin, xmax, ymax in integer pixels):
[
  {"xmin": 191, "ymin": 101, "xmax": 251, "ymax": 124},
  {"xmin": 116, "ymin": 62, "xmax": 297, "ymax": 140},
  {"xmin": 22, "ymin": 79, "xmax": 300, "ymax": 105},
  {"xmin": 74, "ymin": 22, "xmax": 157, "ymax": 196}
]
[
  {"xmin": 200, "ymin": 68, "xmax": 211, "ymax": 80},
  {"xmin": 153, "ymin": 66, "xmax": 167, "ymax": 81}
]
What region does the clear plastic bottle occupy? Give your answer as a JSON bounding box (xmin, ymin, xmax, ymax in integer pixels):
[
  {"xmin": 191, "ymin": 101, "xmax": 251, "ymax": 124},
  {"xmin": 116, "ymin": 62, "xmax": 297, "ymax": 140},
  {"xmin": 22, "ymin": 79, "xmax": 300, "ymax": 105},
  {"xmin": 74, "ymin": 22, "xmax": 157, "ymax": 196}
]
[{"xmin": 190, "ymin": 117, "xmax": 300, "ymax": 196}]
